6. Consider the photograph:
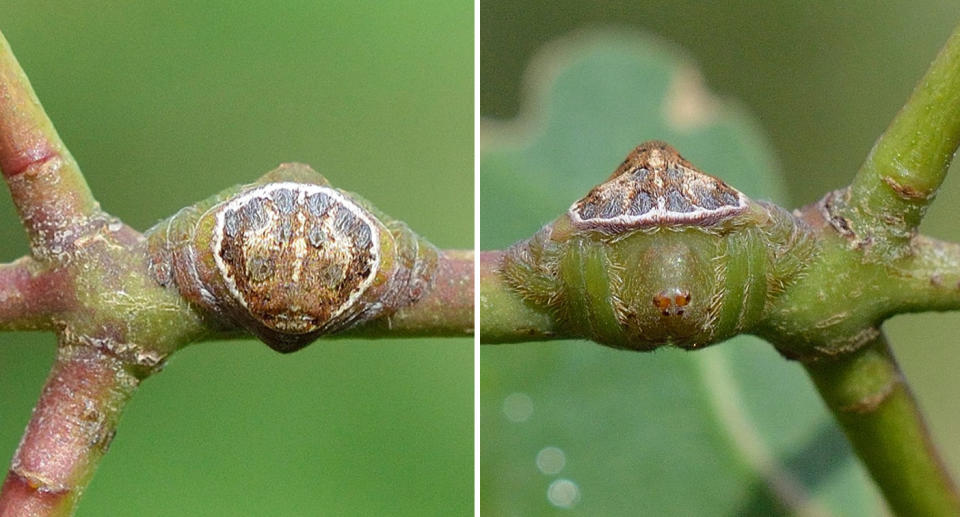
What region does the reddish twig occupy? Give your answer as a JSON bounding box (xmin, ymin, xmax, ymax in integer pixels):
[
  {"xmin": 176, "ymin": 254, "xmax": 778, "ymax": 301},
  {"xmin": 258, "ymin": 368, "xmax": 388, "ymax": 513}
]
[
  {"xmin": 0, "ymin": 31, "xmax": 98, "ymax": 257},
  {"xmin": 0, "ymin": 346, "xmax": 139, "ymax": 517},
  {"xmin": 345, "ymin": 250, "xmax": 475, "ymax": 337},
  {"xmin": 0, "ymin": 257, "xmax": 71, "ymax": 330}
]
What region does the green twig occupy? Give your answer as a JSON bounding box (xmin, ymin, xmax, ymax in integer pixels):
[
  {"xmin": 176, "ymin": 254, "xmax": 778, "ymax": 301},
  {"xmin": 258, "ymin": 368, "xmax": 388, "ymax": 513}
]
[
  {"xmin": 841, "ymin": 23, "xmax": 960, "ymax": 257},
  {"xmin": 890, "ymin": 235, "xmax": 960, "ymax": 312},
  {"xmin": 478, "ymin": 250, "xmax": 561, "ymax": 343},
  {"xmin": 805, "ymin": 334, "xmax": 960, "ymax": 516}
]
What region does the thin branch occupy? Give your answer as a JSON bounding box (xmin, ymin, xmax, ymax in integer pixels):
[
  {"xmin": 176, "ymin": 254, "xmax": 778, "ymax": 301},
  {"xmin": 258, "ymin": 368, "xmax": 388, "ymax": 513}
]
[
  {"xmin": 334, "ymin": 250, "xmax": 475, "ymax": 338},
  {"xmin": 804, "ymin": 333, "xmax": 960, "ymax": 517},
  {"xmin": 841, "ymin": 22, "xmax": 960, "ymax": 255},
  {"xmin": 478, "ymin": 250, "xmax": 563, "ymax": 343},
  {"xmin": 379, "ymin": 249, "xmax": 474, "ymax": 336},
  {"xmin": 0, "ymin": 346, "xmax": 139, "ymax": 517},
  {"xmin": 0, "ymin": 257, "xmax": 68, "ymax": 330},
  {"xmin": 887, "ymin": 234, "xmax": 960, "ymax": 313},
  {"xmin": 0, "ymin": 30, "xmax": 99, "ymax": 256}
]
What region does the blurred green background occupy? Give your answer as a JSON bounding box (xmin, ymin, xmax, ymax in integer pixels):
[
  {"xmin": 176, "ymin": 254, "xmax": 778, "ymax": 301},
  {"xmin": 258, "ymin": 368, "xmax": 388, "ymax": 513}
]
[
  {"xmin": 0, "ymin": 2, "xmax": 472, "ymax": 516},
  {"xmin": 482, "ymin": 0, "xmax": 960, "ymax": 514}
]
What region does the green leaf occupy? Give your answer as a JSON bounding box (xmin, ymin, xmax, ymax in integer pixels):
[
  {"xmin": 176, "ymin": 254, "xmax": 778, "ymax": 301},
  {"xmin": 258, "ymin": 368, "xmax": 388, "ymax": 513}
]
[{"xmin": 481, "ymin": 31, "xmax": 884, "ymax": 516}]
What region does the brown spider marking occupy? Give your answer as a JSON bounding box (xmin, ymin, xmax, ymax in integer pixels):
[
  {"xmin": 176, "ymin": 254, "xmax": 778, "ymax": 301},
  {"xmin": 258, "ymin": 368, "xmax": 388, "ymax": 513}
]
[
  {"xmin": 570, "ymin": 141, "xmax": 748, "ymax": 230},
  {"xmin": 213, "ymin": 183, "xmax": 379, "ymax": 334},
  {"xmin": 653, "ymin": 289, "xmax": 691, "ymax": 317}
]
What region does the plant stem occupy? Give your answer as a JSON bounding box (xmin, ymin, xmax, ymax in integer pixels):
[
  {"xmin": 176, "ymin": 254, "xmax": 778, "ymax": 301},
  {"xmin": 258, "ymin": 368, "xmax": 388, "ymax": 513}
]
[
  {"xmin": 0, "ymin": 346, "xmax": 138, "ymax": 517},
  {"xmin": 0, "ymin": 30, "xmax": 98, "ymax": 256},
  {"xmin": 843, "ymin": 22, "xmax": 960, "ymax": 255},
  {"xmin": 0, "ymin": 257, "xmax": 68, "ymax": 330},
  {"xmin": 346, "ymin": 250, "xmax": 475, "ymax": 338},
  {"xmin": 478, "ymin": 250, "xmax": 562, "ymax": 343},
  {"xmin": 892, "ymin": 235, "xmax": 960, "ymax": 312},
  {"xmin": 805, "ymin": 333, "xmax": 960, "ymax": 516}
]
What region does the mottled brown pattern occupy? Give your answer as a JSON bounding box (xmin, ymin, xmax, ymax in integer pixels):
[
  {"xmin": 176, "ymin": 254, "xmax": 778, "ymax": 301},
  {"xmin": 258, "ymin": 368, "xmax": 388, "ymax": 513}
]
[
  {"xmin": 570, "ymin": 141, "xmax": 747, "ymax": 229},
  {"xmin": 216, "ymin": 185, "xmax": 376, "ymax": 334},
  {"xmin": 883, "ymin": 175, "xmax": 935, "ymax": 201}
]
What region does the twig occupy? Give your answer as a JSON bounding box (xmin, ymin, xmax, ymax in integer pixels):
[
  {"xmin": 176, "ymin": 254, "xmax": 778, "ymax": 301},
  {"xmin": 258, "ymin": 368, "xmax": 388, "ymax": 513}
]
[
  {"xmin": 0, "ymin": 257, "xmax": 67, "ymax": 330},
  {"xmin": 805, "ymin": 334, "xmax": 960, "ymax": 516},
  {"xmin": 891, "ymin": 235, "xmax": 960, "ymax": 312},
  {"xmin": 351, "ymin": 250, "xmax": 475, "ymax": 337},
  {"xmin": 842, "ymin": 23, "xmax": 960, "ymax": 257},
  {"xmin": 0, "ymin": 346, "xmax": 139, "ymax": 517},
  {"xmin": 478, "ymin": 250, "xmax": 560, "ymax": 343},
  {"xmin": 0, "ymin": 31, "xmax": 99, "ymax": 258}
]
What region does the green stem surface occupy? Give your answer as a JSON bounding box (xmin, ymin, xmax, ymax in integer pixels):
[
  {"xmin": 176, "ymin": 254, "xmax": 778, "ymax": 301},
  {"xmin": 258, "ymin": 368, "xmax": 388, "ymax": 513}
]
[
  {"xmin": 478, "ymin": 250, "xmax": 562, "ymax": 343},
  {"xmin": 843, "ymin": 22, "xmax": 960, "ymax": 255},
  {"xmin": 805, "ymin": 334, "xmax": 960, "ymax": 516}
]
